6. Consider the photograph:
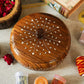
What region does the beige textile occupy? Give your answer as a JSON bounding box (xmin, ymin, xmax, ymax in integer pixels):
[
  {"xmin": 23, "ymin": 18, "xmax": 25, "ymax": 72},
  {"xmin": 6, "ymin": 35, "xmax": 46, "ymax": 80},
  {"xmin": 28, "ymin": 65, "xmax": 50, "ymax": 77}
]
[{"xmin": 0, "ymin": 2, "xmax": 84, "ymax": 84}]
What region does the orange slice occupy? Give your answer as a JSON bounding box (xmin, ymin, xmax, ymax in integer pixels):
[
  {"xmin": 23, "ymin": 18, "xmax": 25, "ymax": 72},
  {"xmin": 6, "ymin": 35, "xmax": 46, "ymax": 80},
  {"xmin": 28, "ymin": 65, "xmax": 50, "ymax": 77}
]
[{"xmin": 34, "ymin": 76, "xmax": 48, "ymax": 84}]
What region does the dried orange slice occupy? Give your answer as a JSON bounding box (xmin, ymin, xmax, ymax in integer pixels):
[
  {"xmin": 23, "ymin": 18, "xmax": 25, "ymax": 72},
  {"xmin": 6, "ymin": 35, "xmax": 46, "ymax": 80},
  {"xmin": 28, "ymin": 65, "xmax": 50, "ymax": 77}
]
[{"xmin": 34, "ymin": 76, "xmax": 48, "ymax": 84}]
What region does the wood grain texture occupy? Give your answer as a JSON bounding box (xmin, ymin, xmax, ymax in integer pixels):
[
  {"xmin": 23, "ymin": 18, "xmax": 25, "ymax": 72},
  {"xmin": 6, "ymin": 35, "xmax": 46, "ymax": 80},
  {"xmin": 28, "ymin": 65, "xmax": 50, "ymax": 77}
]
[
  {"xmin": 0, "ymin": 0, "xmax": 22, "ymax": 29},
  {"xmin": 10, "ymin": 13, "xmax": 71, "ymax": 70}
]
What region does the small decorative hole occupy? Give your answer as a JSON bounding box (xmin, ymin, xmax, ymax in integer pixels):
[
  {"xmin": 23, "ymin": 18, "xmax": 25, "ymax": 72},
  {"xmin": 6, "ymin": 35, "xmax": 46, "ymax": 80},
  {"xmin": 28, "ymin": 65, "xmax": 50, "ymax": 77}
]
[
  {"xmin": 50, "ymin": 32, "xmax": 52, "ymax": 34},
  {"xmin": 42, "ymin": 21, "xmax": 44, "ymax": 23},
  {"xmin": 49, "ymin": 20, "xmax": 51, "ymax": 22},
  {"xmin": 39, "ymin": 53, "xmax": 41, "ymax": 55},
  {"xmin": 45, "ymin": 52, "xmax": 47, "ymax": 54},
  {"xmin": 33, "ymin": 26, "xmax": 35, "ymax": 28},
  {"xmin": 29, "ymin": 36, "xmax": 32, "ymax": 38},
  {"xmin": 47, "ymin": 43, "xmax": 50, "ymax": 45},
  {"xmin": 45, "ymin": 18, "xmax": 48, "ymax": 20},
  {"xmin": 59, "ymin": 34, "xmax": 62, "ymax": 36},
  {"xmin": 31, "ymin": 19, "xmax": 34, "ymax": 21},
  {"xmin": 45, "ymin": 39, "xmax": 47, "ymax": 41},
  {"xmin": 49, "ymin": 40, "xmax": 51, "ymax": 42},
  {"xmin": 32, "ymin": 52, "xmax": 35, "ymax": 55},
  {"xmin": 30, "ymin": 41, "xmax": 32, "ymax": 43},
  {"xmin": 28, "ymin": 33, "xmax": 30, "ymax": 35},
  {"xmin": 37, "ymin": 21, "xmax": 39, "ymax": 23},
  {"xmin": 20, "ymin": 34, "xmax": 22, "ymax": 36},
  {"xmin": 30, "ymin": 28, "xmax": 32, "ymax": 30},
  {"xmin": 54, "ymin": 31, "xmax": 56, "ymax": 33},
  {"xmin": 21, "ymin": 42, "xmax": 24, "ymax": 44},
  {"xmin": 57, "ymin": 43, "xmax": 59, "ymax": 46},
  {"xmin": 36, "ymin": 49, "xmax": 38, "ymax": 51},
  {"xmin": 53, "ymin": 42, "xmax": 55, "ymax": 44},
  {"xmin": 34, "ymin": 39, "xmax": 36, "ymax": 42},
  {"xmin": 53, "ymin": 21, "xmax": 55, "ymax": 23},
  {"xmin": 40, "ymin": 17, "xmax": 42, "ymax": 19},
  {"xmin": 24, "ymin": 47, "xmax": 27, "ymax": 49},
  {"xmin": 29, "ymin": 50, "xmax": 31, "ymax": 52},
  {"xmin": 49, "ymin": 47, "xmax": 52, "ymax": 49},
  {"xmin": 57, "ymin": 26, "xmax": 59, "ymax": 28},
  {"xmin": 31, "ymin": 23, "xmax": 33, "ymax": 25},
  {"xmin": 58, "ymin": 41, "xmax": 61, "ymax": 43},
  {"xmin": 26, "ymin": 43, "xmax": 28, "ymax": 45},
  {"xmin": 48, "ymin": 51, "xmax": 51, "ymax": 54},
  {"xmin": 30, "ymin": 47, "xmax": 32, "ymax": 48},
  {"xmin": 54, "ymin": 48, "xmax": 56, "ymax": 50},
  {"xmin": 21, "ymin": 29, "xmax": 23, "ymax": 31},
  {"xmin": 45, "ymin": 29, "xmax": 47, "ymax": 31},
  {"xmin": 24, "ymin": 26, "xmax": 26, "ymax": 28},
  {"xmin": 48, "ymin": 22, "xmax": 50, "ymax": 24},
  {"xmin": 41, "ymin": 44, "xmax": 43, "ymax": 46},
  {"xmin": 25, "ymin": 36, "xmax": 28, "ymax": 38},
  {"xmin": 27, "ymin": 26, "xmax": 29, "ymax": 29},
  {"xmin": 24, "ymin": 32, "xmax": 26, "ymax": 34},
  {"xmin": 35, "ymin": 19, "xmax": 37, "ymax": 21},
  {"xmin": 51, "ymin": 36, "xmax": 54, "ymax": 38},
  {"xmin": 22, "ymin": 38, "xmax": 24, "ymax": 40},
  {"xmin": 32, "ymin": 43, "xmax": 35, "ymax": 46},
  {"xmin": 41, "ymin": 24, "xmax": 43, "ymax": 26},
  {"xmin": 55, "ymin": 37, "xmax": 57, "ymax": 39},
  {"xmin": 26, "ymin": 22, "xmax": 28, "ymax": 24}
]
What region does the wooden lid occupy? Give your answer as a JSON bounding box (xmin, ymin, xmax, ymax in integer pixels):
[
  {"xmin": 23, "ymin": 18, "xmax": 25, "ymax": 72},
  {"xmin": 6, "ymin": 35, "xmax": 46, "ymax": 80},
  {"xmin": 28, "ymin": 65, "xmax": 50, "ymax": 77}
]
[{"xmin": 10, "ymin": 13, "xmax": 71, "ymax": 70}]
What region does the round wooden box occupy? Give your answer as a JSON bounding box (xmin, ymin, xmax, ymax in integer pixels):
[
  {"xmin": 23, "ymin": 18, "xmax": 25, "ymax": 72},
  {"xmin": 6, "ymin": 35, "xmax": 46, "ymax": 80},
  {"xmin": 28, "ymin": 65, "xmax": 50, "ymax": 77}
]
[
  {"xmin": 0, "ymin": 0, "xmax": 21, "ymax": 29},
  {"xmin": 10, "ymin": 13, "xmax": 71, "ymax": 70}
]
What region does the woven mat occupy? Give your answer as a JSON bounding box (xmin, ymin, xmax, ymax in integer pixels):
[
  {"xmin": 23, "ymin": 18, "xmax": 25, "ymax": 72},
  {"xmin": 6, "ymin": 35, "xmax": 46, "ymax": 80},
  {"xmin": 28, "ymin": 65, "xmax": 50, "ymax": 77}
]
[{"xmin": 0, "ymin": 2, "xmax": 84, "ymax": 84}]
